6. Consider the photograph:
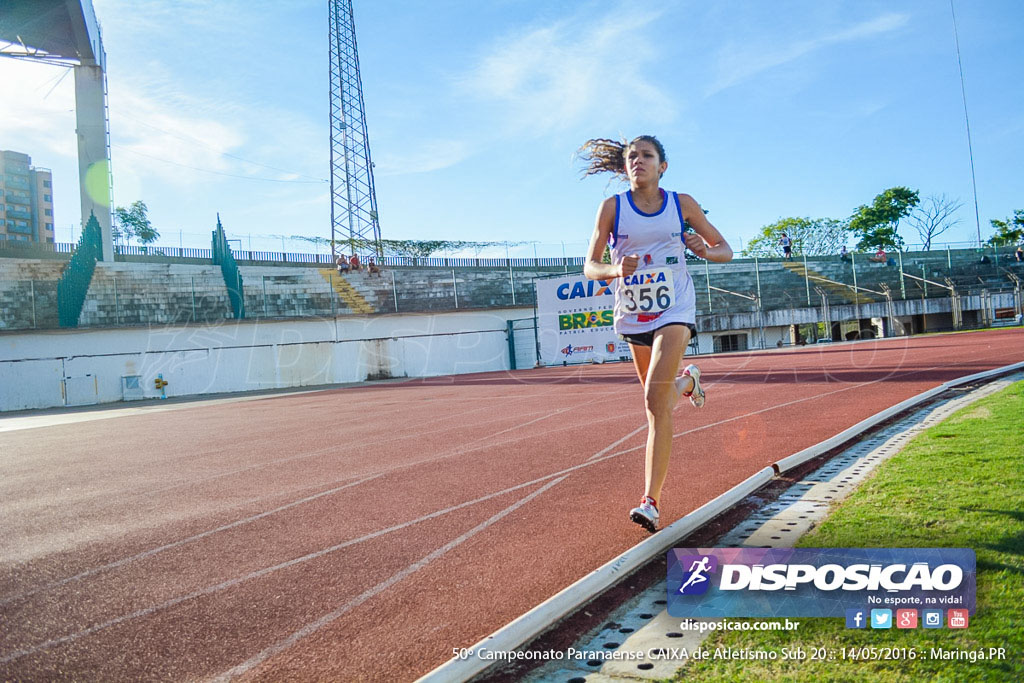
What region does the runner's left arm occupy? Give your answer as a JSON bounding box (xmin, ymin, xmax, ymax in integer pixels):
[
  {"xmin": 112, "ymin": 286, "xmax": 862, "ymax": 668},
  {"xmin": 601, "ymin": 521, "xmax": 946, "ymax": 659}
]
[{"xmin": 678, "ymin": 193, "xmax": 733, "ymax": 263}]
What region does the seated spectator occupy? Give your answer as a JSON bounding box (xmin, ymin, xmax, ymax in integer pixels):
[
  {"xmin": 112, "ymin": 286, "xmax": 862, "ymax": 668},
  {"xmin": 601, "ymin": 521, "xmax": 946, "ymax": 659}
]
[
  {"xmin": 367, "ymin": 256, "xmax": 381, "ymax": 276},
  {"xmin": 349, "ymin": 253, "xmax": 361, "ymax": 271},
  {"xmin": 839, "ymin": 245, "xmax": 849, "ymax": 262},
  {"xmin": 335, "ymin": 254, "xmax": 349, "ymax": 273},
  {"xmin": 870, "ymin": 246, "xmax": 887, "ymax": 263},
  {"xmin": 1016, "ymin": 243, "xmax": 1023, "ymax": 262}
]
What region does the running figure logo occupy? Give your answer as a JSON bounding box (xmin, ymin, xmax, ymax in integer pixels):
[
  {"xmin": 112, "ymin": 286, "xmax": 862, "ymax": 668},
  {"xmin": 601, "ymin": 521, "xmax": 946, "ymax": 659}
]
[{"xmin": 676, "ymin": 555, "xmax": 717, "ymax": 595}]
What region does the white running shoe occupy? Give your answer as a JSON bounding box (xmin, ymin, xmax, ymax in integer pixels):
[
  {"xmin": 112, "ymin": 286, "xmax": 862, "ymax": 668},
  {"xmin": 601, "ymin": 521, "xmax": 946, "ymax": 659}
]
[
  {"xmin": 629, "ymin": 496, "xmax": 660, "ymax": 533},
  {"xmin": 677, "ymin": 364, "xmax": 705, "ymax": 408}
]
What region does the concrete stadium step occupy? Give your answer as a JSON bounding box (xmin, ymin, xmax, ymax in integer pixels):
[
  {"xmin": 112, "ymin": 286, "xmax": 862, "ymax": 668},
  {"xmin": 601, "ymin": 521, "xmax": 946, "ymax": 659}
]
[
  {"xmin": 79, "ymin": 262, "xmax": 233, "ymax": 326},
  {"xmin": 0, "ymin": 259, "xmax": 62, "ymax": 329},
  {"xmin": 0, "ymin": 258, "xmax": 67, "ymax": 281},
  {"xmin": 782, "ymin": 262, "xmax": 875, "ymax": 304},
  {"xmin": 316, "ymin": 268, "xmax": 375, "ymax": 314}
]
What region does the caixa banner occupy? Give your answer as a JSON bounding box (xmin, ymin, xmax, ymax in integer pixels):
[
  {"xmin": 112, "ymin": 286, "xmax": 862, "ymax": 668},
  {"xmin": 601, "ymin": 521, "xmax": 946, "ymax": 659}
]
[
  {"xmin": 667, "ymin": 548, "xmax": 975, "ymax": 618},
  {"xmin": 535, "ymin": 274, "xmax": 628, "ymax": 365}
]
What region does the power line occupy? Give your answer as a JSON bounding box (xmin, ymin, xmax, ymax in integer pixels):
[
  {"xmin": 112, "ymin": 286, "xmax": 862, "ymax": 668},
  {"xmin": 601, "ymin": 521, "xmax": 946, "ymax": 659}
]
[{"xmin": 949, "ymin": 0, "xmax": 982, "ymax": 247}]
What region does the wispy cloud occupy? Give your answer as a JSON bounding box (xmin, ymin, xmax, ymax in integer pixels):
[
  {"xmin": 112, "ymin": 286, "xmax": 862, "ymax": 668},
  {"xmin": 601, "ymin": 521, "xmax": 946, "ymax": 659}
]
[
  {"xmin": 459, "ymin": 6, "xmax": 676, "ymax": 136},
  {"xmin": 375, "ymin": 5, "xmax": 676, "ymax": 176},
  {"xmin": 0, "ymin": 60, "xmax": 78, "ymax": 161},
  {"xmin": 111, "ymin": 75, "xmax": 244, "ymax": 183},
  {"xmin": 706, "ymin": 12, "xmax": 910, "ymax": 98},
  {"xmin": 375, "ymin": 139, "xmax": 472, "ymax": 177}
]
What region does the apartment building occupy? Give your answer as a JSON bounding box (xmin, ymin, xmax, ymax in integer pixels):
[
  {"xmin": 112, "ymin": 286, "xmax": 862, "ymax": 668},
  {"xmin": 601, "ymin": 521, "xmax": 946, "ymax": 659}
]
[{"xmin": 1, "ymin": 150, "xmax": 56, "ymax": 243}]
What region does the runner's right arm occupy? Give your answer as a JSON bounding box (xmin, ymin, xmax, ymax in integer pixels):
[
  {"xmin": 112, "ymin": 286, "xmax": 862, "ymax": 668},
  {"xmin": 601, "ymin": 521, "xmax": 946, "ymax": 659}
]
[{"xmin": 584, "ymin": 197, "xmax": 638, "ymax": 280}]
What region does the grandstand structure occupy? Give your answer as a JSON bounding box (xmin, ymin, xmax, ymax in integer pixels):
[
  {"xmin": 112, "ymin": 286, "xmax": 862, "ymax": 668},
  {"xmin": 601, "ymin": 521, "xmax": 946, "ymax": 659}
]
[
  {"xmin": 1, "ymin": 238, "xmax": 1021, "ymax": 411},
  {"xmin": 2, "ymin": 241, "xmax": 1021, "ymax": 333}
]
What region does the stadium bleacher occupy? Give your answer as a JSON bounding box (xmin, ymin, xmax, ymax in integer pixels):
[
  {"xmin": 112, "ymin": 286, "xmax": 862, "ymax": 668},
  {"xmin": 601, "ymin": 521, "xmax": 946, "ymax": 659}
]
[{"xmin": 0, "ymin": 245, "xmax": 1019, "ymax": 331}]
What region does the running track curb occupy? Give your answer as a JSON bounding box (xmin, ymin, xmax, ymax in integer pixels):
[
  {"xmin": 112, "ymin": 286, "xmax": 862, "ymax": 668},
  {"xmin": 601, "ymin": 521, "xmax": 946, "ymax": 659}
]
[{"xmin": 416, "ymin": 360, "xmax": 1024, "ymax": 683}]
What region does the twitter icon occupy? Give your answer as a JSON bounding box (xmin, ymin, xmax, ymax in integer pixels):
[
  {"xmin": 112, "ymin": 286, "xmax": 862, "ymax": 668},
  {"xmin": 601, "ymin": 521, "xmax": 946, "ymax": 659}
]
[{"xmin": 871, "ymin": 609, "xmax": 892, "ymax": 629}]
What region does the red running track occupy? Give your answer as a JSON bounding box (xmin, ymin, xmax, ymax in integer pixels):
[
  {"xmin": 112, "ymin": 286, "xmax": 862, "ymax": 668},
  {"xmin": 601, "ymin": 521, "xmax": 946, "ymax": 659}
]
[{"xmin": 1, "ymin": 329, "xmax": 1021, "ymax": 681}]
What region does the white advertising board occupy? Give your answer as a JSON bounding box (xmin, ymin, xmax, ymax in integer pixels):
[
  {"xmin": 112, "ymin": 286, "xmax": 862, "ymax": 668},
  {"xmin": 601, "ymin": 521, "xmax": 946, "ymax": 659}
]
[{"xmin": 535, "ymin": 274, "xmax": 633, "ymax": 365}]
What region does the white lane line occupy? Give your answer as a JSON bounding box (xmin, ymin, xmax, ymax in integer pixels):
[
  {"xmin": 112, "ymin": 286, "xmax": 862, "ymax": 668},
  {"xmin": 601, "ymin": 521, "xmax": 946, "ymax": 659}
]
[
  {"xmin": 0, "ymin": 473, "xmax": 384, "ymax": 607},
  {"xmin": 119, "ymin": 392, "xmax": 578, "ymax": 500},
  {"xmin": 5, "ymin": 409, "xmax": 693, "ymax": 663},
  {"xmin": 585, "ymin": 424, "xmax": 648, "ymax": 463},
  {"xmin": 587, "ymin": 361, "xmax": 954, "ymax": 463},
  {"xmin": 583, "ymin": 381, "xmax": 739, "ymax": 463},
  {"xmin": 435, "ymin": 400, "xmax": 588, "ymax": 454},
  {"xmin": 1, "ymin": 474, "xmax": 577, "ymax": 663},
  {"xmin": 2, "ymin": 388, "xmax": 546, "ymax": 501},
  {"xmin": 2, "ymin": 396, "xmax": 603, "ymax": 609},
  {"xmin": 212, "ymin": 476, "xmax": 568, "ymax": 682},
  {"xmin": 0, "ymin": 391, "xmax": 328, "ymax": 434},
  {"xmin": 3, "ymin": 358, "xmax": 981, "ymax": 662}
]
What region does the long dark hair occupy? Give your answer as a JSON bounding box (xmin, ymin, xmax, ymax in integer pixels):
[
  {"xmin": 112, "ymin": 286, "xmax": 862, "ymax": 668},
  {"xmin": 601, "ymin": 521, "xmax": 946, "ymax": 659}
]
[{"xmin": 577, "ymin": 135, "xmax": 667, "ymax": 180}]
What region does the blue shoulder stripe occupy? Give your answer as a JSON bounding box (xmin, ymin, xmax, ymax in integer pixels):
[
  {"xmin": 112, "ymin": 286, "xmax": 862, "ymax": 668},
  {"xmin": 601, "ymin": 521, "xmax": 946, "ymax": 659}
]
[
  {"xmin": 610, "ymin": 194, "xmax": 621, "ymax": 246},
  {"xmin": 674, "ymin": 192, "xmax": 687, "ymax": 240}
]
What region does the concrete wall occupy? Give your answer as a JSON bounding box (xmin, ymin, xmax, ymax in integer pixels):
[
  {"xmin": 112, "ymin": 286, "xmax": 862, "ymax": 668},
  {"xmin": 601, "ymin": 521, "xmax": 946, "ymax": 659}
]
[
  {"xmin": 0, "ymin": 258, "xmax": 64, "ymax": 330},
  {"xmin": 0, "ymin": 308, "xmax": 526, "ymax": 412}
]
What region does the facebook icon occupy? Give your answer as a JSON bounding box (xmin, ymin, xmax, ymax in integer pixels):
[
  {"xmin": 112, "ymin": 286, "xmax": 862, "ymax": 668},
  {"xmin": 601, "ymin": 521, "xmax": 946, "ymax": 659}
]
[{"xmin": 845, "ymin": 608, "xmax": 867, "ymax": 629}]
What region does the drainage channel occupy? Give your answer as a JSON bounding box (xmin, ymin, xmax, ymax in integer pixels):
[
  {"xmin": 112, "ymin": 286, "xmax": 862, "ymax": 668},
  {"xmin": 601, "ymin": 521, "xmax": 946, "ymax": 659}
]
[{"xmin": 417, "ymin": 363, "xmax": 1024, "ymax": 683}]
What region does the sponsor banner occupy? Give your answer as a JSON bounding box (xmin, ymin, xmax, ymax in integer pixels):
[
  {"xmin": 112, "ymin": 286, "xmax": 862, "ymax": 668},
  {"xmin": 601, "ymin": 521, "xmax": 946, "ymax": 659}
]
[
  {"xmin": 667, "ymin": 548, "xmax": 975, "ymax": 618},
  {"xmin": 536, "ymin": 275, "xmax": 629, "ymax": 365}
]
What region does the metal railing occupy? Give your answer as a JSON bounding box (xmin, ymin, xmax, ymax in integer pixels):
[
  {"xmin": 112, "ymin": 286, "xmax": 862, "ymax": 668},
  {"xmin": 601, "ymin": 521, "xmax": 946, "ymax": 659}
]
[
  {"xmin": 56, "ymin": 213, "xmax": 104, "ymax": 327},
  {"xmin": 212, "ymin": 220, "xmax": 245, "ymax": 319}
]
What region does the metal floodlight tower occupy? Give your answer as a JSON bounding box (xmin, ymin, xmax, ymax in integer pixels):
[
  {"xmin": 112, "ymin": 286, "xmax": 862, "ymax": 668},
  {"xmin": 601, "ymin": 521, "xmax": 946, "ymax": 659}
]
[{"xmin": 328, "ymin": 0, "xmax": 382, "ymax": 259}]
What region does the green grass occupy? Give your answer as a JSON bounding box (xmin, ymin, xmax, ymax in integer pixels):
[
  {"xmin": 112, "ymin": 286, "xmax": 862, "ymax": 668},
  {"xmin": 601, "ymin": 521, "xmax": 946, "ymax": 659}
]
[{"xmin": 675, "ymin": 381, "xmax": 1024, "ymax": 683}]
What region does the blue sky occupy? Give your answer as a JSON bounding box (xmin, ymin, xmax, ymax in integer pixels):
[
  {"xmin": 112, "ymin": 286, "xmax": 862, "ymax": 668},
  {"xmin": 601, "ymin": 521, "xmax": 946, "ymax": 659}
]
[{"xmin": 2, "ymin": 0, "xmax": 1021, "ymax": 258}]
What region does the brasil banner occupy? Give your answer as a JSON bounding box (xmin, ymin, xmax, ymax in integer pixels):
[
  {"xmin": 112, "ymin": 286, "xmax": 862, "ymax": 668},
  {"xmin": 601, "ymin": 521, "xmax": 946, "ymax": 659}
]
[{"xmin": 535, "ymin": 274, "xmax": 631, "ymax": 366}]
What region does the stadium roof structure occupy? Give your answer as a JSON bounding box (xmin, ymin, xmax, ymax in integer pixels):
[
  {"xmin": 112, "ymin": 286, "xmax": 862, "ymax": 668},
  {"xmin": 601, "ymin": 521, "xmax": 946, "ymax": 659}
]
[
  {"xmin": 0, "ymin": 0, "xmax": 114, "ymax": 260},
  {"xmin": 0, "ymin": 0, "xmax": 104, "ymax": 67}
]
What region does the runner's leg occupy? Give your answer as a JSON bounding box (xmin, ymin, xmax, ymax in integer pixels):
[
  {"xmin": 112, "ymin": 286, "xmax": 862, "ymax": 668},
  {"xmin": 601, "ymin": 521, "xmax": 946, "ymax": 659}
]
[
  {"xmin": 628, "ymin": 342, "xmax": 651, "ymax": 388},
  {"xmin": 643, "ymin": 324, "xmax": 691, "ymax": 503}
]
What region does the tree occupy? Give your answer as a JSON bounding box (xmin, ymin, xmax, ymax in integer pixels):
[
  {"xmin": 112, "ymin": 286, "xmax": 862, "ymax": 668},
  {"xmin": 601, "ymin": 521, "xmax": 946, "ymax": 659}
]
[
  {"xmin": 986, "ymin": 210, "xmax": 1024, "ymax": 246},
  {"xmin": 114, "ymin": 201, "xmax": 159, "ymax": 246},
  {"xmin": 742, "ymin": 217, "xmax": 848, "ymax": 258},
  {"xmin": 847, "ymin": 187, "xmax": 919, "ymax": 250},
  {"xmin": 905, "ymin": 194, "xmax": 962, "ymax": 250}
]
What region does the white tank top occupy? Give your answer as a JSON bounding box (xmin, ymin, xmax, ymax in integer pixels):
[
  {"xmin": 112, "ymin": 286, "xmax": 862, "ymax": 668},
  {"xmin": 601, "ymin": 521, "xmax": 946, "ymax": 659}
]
[{"xmin": 608, "ymin": 189, "xmax": 697, "ymax": 334}]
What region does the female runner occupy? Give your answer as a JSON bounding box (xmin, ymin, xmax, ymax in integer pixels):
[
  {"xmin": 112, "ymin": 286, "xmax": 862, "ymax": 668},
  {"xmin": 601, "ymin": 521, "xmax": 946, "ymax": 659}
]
[{"xmin": 580, "ymin": 135, "xmax": 733, "ymax": 532}]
